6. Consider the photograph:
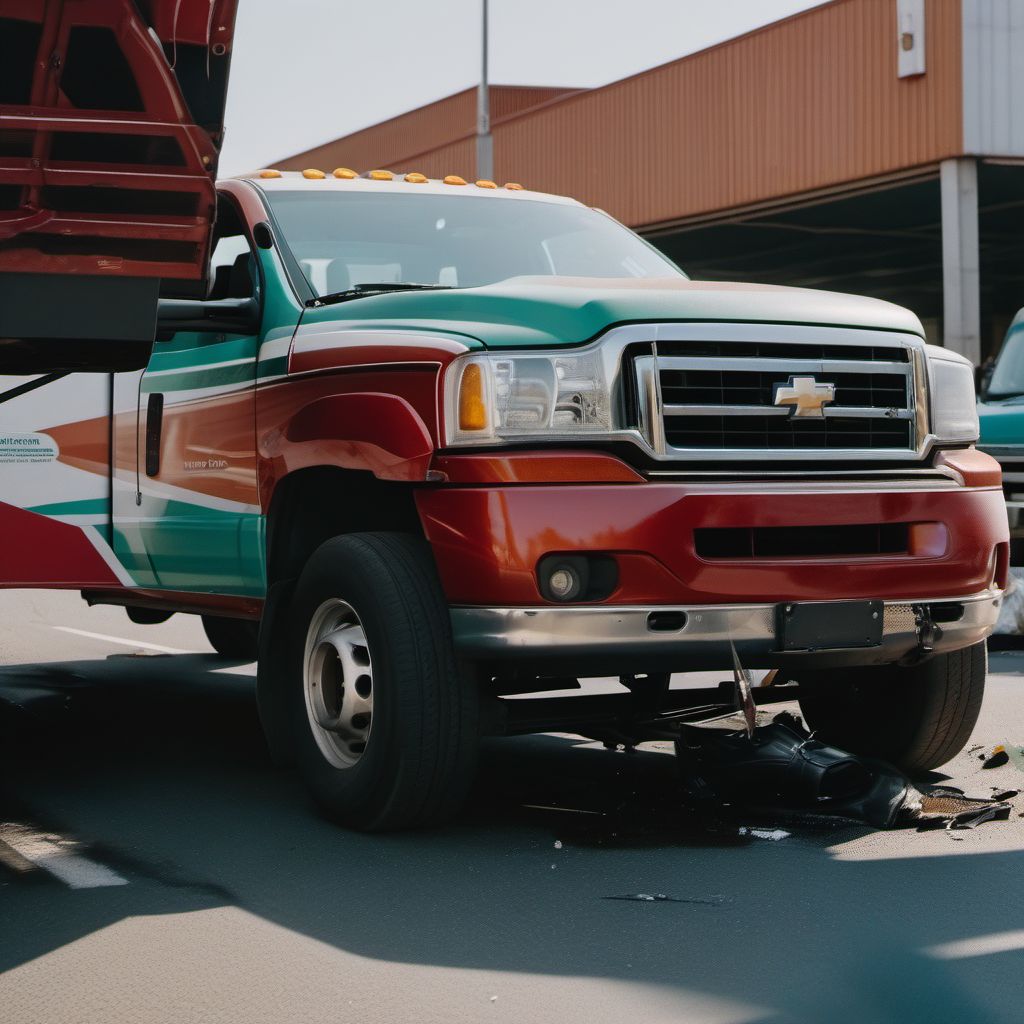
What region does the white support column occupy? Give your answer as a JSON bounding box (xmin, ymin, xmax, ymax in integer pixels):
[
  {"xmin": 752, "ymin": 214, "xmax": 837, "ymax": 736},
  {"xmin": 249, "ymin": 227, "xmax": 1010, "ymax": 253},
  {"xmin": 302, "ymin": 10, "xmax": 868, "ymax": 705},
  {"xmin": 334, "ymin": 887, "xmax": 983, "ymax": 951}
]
[{"xmin": 940, "ymin": 157, "xmax": 981, "ymax": 364}]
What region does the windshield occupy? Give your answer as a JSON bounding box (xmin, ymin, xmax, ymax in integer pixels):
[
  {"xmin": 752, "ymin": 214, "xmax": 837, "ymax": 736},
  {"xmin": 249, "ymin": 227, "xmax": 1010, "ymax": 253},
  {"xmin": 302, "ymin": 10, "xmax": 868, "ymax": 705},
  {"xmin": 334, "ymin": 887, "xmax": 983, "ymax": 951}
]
[
  {"xmin": 263, "ymin": 191, "xmax": 684, "ymax": 296},
  {"xmin": 987, "ymin": 321, "xmax": 1024, "ymax": 398}
]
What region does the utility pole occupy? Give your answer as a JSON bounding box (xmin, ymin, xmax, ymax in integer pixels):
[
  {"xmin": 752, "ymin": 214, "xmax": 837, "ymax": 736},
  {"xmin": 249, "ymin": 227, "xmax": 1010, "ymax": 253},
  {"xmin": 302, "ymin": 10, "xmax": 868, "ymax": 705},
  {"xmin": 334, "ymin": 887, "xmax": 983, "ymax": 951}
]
[{"xmin": 476, "ymin": 0, "xmax": 493, "ymax": 181}]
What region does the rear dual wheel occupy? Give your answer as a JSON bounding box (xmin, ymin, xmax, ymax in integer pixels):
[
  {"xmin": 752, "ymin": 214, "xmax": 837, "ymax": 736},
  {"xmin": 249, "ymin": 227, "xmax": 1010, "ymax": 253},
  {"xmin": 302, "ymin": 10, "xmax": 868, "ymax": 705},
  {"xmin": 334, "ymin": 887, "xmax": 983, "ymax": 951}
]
[
  {"xmin": 202, "ymin": 615, "xmax": 259, "ymax": 660},
  {"xmin": 286, "ymin": 533, "xmax": 478, "ymax": 831}
]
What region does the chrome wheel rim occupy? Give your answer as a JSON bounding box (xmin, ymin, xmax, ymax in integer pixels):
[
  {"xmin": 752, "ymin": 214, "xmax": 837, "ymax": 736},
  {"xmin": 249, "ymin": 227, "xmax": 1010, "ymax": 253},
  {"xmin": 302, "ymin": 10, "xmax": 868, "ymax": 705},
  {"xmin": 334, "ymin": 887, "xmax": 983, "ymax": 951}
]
[{"xmin": 303, "ymin": 599, "xmax": 373, "ymax": 769}]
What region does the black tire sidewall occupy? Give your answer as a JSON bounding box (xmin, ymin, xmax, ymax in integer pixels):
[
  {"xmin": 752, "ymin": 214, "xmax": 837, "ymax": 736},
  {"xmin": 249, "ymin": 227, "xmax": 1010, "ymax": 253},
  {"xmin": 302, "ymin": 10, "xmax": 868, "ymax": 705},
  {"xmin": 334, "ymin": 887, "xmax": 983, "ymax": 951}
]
[
  {"xmin": 285, "ymin": 533, "xmax": 470, "ymax": 829},
  {"xmin": 202, "ymin": 615, "xmax": 259, "ymax": 659},
  {"xmin": 798, "ymin": 642, "xmax": 987, "ymax": 774}
]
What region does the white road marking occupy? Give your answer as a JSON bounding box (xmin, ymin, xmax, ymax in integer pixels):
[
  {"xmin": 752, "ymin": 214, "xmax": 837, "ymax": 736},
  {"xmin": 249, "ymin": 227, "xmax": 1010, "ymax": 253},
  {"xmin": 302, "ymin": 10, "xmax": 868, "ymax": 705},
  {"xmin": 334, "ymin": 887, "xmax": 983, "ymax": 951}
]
[
  {"xmin": 0, "ymin": 824, "xmax": 127, "ymax": 889},
  {"xmin": 926, "ymin": 929, "xmax": 1024, "ymax": 960},
  {"xmin": 52, "ymin": 626, "xmax": 191, "ymax": 655}
]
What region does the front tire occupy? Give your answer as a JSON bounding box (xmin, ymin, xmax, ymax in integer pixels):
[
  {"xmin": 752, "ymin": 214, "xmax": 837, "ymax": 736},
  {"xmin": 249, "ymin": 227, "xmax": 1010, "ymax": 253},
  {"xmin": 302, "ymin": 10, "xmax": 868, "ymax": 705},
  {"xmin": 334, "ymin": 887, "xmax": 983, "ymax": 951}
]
[
  {"xmin": 287, "ymin": 533, "xmax": 478, "ymax": 831},
  {"xmin": 797, "ymin": 642, "xmax": 987, "ymax": 775}
]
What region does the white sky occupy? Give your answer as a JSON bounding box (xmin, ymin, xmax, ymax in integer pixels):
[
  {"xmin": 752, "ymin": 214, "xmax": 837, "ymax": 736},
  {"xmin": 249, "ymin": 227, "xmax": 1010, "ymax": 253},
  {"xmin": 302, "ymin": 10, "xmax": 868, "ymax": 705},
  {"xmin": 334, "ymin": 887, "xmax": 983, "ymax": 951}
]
[{"xmin": 219, "ymin": 0, "xmax": 828, "ymax": 176}]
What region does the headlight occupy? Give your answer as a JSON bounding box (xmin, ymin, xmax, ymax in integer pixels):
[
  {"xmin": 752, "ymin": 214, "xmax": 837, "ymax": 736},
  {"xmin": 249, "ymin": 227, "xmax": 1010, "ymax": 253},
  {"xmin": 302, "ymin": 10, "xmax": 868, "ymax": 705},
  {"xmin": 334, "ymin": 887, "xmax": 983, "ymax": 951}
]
[
  {"xmin": 925, "ymin": 345, "xmax": 979, "ymax": 444},
  {"xmin": 445, "ymin": 348, "xmax": 616, "ymax": 445}
]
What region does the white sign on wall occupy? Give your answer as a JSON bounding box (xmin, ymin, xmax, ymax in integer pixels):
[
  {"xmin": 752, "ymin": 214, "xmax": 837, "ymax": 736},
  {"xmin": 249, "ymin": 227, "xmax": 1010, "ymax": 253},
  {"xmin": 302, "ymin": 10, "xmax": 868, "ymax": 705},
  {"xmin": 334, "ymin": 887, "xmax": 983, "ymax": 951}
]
[{"xmin": 897, "ymin": 0, "xmax": 927, "ymax": 78}]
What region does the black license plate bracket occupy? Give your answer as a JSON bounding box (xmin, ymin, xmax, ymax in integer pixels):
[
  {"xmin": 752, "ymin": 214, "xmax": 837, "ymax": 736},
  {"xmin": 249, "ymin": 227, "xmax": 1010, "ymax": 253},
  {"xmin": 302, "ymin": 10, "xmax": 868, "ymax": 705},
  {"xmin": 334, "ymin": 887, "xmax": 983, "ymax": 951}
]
[{"xmin": 776, "ymin": 600, "xmax": 884, "ymax": 652}]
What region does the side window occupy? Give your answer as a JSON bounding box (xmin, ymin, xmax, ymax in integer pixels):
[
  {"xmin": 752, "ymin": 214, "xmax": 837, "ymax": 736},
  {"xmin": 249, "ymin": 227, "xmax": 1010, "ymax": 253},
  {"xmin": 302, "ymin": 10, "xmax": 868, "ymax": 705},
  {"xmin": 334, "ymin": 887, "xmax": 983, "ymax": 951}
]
[{"xmin": 205, "ymin": 197, "xmax": 258, "ymax": 302}]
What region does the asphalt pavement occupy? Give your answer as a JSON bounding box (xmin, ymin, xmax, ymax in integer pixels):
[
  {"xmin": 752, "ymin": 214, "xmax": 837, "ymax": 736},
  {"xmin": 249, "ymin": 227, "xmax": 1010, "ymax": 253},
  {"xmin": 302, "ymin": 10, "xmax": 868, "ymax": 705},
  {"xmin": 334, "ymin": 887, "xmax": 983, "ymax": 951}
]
[{"xmin": 1, "ymin": 589, "xmax": 1023, "ymax": 1023}]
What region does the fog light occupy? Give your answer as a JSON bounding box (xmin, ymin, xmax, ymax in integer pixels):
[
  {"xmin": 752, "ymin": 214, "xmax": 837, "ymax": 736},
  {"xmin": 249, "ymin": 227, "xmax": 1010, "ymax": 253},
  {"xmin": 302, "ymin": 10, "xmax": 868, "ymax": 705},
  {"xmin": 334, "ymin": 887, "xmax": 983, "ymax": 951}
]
[
  {"xmin": 536, "ymin": 553, "xmax": 618, "ymax": 603},
  {"xmin": 547, "ymin": 564, "xmax": 582, "ymax": 601}
]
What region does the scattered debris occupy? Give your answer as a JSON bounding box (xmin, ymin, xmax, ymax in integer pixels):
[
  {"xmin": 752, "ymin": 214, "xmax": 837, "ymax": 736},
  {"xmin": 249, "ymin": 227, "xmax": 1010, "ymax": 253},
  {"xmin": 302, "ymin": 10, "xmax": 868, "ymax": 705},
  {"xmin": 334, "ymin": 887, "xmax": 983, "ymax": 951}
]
[
  {"xmin": 981, "ymin": 746, "xmax": 1009, "ymax": 769},
  {"xmin": 912, "ymin": 787, "xmax": 1013, "ymax": 830},
  {"xmin": 976, "ymin": 744, "xmax": 1024, "ymax": 771},
  {"xmin": 521, "ymin": 803, "xmax": 603, "ymax": 816},
  {"xmin": 990, "ymin": 789, "xmax": 1019, "ymax": 802},
  {"xmin": 676, "ymin": 711, "xmax": 1012, "ymax": 831},
  {"xmin": 603, "ymin": 893, "xmax": 727, "ymax": 905},
  {"xmin": 739, "ymin": 827, "xmax": 790, "ymax": 841},
  {"xmin": 553, "ymin": 840, "xmax": 562, "ymax": 849},
  {"xmin": 729, "ymin": 641, "xmax": 757, "ymax": 738}
]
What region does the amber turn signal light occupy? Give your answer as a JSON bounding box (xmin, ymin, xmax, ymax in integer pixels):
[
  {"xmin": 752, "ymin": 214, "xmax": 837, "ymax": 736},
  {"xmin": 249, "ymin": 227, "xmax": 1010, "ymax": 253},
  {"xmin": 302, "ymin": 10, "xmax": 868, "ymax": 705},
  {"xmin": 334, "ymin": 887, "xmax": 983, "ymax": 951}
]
[{"xmin": 458, "ymin": 364, "xmax": 487, "ymax": 431}]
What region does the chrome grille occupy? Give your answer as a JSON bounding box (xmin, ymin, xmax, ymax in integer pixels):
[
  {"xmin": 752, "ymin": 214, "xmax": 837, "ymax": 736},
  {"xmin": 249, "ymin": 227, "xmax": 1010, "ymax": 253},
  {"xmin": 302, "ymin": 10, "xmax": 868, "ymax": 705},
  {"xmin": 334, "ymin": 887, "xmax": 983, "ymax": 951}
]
[{"xmin": 636, "ymin": 334, "xmax": 921, "ymax": 460}]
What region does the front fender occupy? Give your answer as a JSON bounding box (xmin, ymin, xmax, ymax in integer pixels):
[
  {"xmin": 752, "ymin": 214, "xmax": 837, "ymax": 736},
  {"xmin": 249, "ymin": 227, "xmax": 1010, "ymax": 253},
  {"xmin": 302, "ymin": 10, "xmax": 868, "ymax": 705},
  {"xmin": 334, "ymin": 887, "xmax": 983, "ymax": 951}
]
[{"xmin": 271, "ymin": 392, "xmax": 435, "ymax": 482}]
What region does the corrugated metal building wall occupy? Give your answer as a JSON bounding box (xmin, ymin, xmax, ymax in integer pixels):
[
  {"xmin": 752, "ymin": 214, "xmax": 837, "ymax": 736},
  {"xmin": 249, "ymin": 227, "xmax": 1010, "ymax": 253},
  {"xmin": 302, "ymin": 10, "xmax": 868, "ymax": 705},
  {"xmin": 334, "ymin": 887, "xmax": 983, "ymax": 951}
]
[
  {"xmin": 962, "ymin": 0, "xmax": 1024, "ymax": 157},
  {"xmin": 280, "ymin": 86, "xmax": 576, "ymax": 178},
  {"xmin": 489, "ymin": 0, "xmax": 963, "ymax": 229},
  {"xmin": 281, "ymin": 0, "xmax": 964, "ymax": 231}
]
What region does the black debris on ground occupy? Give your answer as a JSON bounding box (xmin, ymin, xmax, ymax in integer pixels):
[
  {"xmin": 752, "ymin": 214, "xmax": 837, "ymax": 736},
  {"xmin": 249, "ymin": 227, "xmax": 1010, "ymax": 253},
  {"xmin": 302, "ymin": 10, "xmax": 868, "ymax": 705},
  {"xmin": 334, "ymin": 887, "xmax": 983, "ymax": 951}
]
[
  {"xmin": 602, "ymin": 893, "xmax": 728, "ymax": 905},
  {"xmin": 675, "ymin": 711, "xmax": 1013, "ymax": 832},
  {"xmin": 981, "ymin": 746, "xmax": 1010, "ymax": 769}
]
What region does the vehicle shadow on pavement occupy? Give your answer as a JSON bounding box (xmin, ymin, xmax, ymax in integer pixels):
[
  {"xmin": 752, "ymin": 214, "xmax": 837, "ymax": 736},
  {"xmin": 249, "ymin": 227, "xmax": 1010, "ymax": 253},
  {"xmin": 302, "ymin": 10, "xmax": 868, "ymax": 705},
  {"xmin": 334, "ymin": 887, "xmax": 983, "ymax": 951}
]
[{"xmin": 0, "ymin": 653, "xmax": 1019, "ymax": 1023}]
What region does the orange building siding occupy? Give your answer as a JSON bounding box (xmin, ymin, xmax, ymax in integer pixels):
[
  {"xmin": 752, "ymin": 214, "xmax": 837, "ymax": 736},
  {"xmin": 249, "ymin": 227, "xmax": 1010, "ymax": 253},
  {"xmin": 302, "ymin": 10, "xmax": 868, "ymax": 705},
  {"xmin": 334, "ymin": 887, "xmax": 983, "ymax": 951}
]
[
  {"xmin": 279, "ymin": 0, "xmax": 965, "ymax": 229},
  {"xmin": 491, "ymin": 0, "xmax": 963, "ymax": 228},
  {"xmin": 280, "ymin": 86, "xmax": 578, "ymax": 176}
]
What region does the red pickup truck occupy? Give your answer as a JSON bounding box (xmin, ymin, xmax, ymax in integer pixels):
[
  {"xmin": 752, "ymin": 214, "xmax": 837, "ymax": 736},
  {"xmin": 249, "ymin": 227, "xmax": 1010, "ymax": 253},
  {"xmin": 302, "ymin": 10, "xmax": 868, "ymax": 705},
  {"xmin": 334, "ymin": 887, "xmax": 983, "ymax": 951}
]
[{"xmin": 0, "ymin": 1, "xmax": 1008, "ymax": 830}]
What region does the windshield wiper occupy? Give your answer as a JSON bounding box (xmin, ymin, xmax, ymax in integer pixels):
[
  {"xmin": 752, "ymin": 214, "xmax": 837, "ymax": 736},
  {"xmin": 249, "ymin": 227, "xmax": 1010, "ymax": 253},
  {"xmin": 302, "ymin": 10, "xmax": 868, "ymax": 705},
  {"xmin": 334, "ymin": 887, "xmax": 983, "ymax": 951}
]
[{"xmin": 307, "ymin": 283, "xmax": 453, "ymax": 308}]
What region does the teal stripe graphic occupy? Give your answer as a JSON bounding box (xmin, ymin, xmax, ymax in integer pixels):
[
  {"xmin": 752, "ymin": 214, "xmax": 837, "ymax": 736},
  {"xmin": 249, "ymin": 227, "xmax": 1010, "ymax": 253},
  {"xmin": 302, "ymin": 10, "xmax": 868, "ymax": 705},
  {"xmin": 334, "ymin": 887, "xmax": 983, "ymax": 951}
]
[
  {"xmin": 147, "ymin": 337, "xmax": 257, "ymax": 373},
  {"xmin": 27, "ymin": 498, "xmax": 108, "ymax": 517},
  {"xmin": 128, "ymin": 498, "xmax": 266, "ymax": 596},
  {"xmin": 257, "ymin": 355, "xmax": 289, "ymax": 379},
  {"xmin": 140, "ymin": 361, "xmax": 255, "ymax": 395}
]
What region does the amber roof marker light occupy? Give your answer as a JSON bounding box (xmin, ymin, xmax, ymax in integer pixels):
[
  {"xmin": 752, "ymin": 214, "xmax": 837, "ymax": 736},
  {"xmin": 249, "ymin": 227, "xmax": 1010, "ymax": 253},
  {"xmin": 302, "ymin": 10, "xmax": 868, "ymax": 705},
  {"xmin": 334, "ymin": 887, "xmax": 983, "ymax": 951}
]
[
  {"xmin": 476, "ymin": 179, "xmax": 497, "ymax": 189},
  {"xmin": 504, "ymin": 182, "xmax": 524, "ymax": 190},
  {"xmin": 258, "ymin": 169, "xmax": 282, "ymax": 178},
  {"xmin": 404, "ymin": 172, "xmax": 429, "ymax": 183},
  {"xmin": 444, "ymin": 174, "xmax": 468, "ymax": 186},
  {"xmin": 368, "ymin": 169, "xmax": 394, "ymax": 180},
  {"xmin": 333, "ymin": 167, "xmax": 358, "ymax": 179},
  {"xmin": 302, "ymin": 168, "xmax": 326, "ymax": 179}
]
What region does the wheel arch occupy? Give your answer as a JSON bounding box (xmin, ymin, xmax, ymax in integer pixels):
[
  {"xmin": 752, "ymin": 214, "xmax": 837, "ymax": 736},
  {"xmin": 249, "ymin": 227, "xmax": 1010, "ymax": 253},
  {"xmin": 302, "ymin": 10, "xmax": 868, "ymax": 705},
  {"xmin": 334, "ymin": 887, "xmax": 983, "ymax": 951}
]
[{"xmin": 265, "ymin": 466, "xmax": 426, "ymax": 586}]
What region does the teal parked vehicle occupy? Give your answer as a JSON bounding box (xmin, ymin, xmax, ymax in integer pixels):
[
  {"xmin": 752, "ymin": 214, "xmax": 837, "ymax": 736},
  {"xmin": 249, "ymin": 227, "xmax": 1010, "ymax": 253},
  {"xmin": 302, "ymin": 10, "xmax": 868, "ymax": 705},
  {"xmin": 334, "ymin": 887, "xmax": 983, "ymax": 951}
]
[{"xmin": 979, "ymin": 309, "xmax": 1024, "ymax": 630}]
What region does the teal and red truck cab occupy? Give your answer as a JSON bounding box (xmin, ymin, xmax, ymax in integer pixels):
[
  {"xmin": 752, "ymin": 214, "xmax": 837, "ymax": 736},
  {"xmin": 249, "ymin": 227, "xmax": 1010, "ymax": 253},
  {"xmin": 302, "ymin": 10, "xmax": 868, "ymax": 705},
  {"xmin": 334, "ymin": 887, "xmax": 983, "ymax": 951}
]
[{"xmin": 0, "ymin": 2, "xmax": 1008, "ymax": 830}]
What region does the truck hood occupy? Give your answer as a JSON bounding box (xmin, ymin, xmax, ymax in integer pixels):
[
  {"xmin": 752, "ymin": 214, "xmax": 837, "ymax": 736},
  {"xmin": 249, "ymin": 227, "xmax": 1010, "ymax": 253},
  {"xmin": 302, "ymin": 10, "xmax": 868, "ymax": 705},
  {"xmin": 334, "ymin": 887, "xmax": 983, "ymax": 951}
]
[
  {"xmin": 978, "ymin": 396, "xmax": 1024, "ymax": 447},
  {"xmin": 303, "ymin": 277, "xmax": 926, "ymax": 348}
]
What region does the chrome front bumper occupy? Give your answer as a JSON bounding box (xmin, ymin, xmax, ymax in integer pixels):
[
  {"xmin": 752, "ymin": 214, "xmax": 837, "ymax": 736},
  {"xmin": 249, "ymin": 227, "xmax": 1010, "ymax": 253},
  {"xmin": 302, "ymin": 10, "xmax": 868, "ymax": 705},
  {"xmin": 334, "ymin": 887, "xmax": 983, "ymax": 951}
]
[{"xmin": 451, "ymin": 590, "xmax": 1003, "ymax": 672}]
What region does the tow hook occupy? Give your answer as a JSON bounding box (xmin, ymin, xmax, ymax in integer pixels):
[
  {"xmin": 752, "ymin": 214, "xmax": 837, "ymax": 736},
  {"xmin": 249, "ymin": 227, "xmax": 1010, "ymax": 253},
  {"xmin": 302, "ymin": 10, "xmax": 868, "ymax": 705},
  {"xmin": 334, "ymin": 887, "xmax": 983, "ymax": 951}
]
[{"xmin": 911, "ymin": 604, "xmax": 943, "ymax": 656}]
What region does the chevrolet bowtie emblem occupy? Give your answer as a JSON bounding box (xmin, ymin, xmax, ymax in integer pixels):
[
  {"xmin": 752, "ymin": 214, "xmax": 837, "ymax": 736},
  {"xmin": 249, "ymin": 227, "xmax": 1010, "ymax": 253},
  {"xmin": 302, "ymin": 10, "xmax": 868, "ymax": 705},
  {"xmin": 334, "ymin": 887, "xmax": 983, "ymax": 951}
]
[{"xmin": 772, "ymin": 376, "xmax": 836, "ymax": 418}]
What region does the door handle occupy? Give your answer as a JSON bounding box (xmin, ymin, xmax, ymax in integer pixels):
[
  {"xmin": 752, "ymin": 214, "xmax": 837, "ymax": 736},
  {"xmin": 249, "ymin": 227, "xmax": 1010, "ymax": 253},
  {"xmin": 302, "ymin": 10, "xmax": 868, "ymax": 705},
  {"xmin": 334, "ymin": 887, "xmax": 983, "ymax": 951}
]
[{"xmin": 145, "ymin": 392, "xmax": 164, "ymax": 477}]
